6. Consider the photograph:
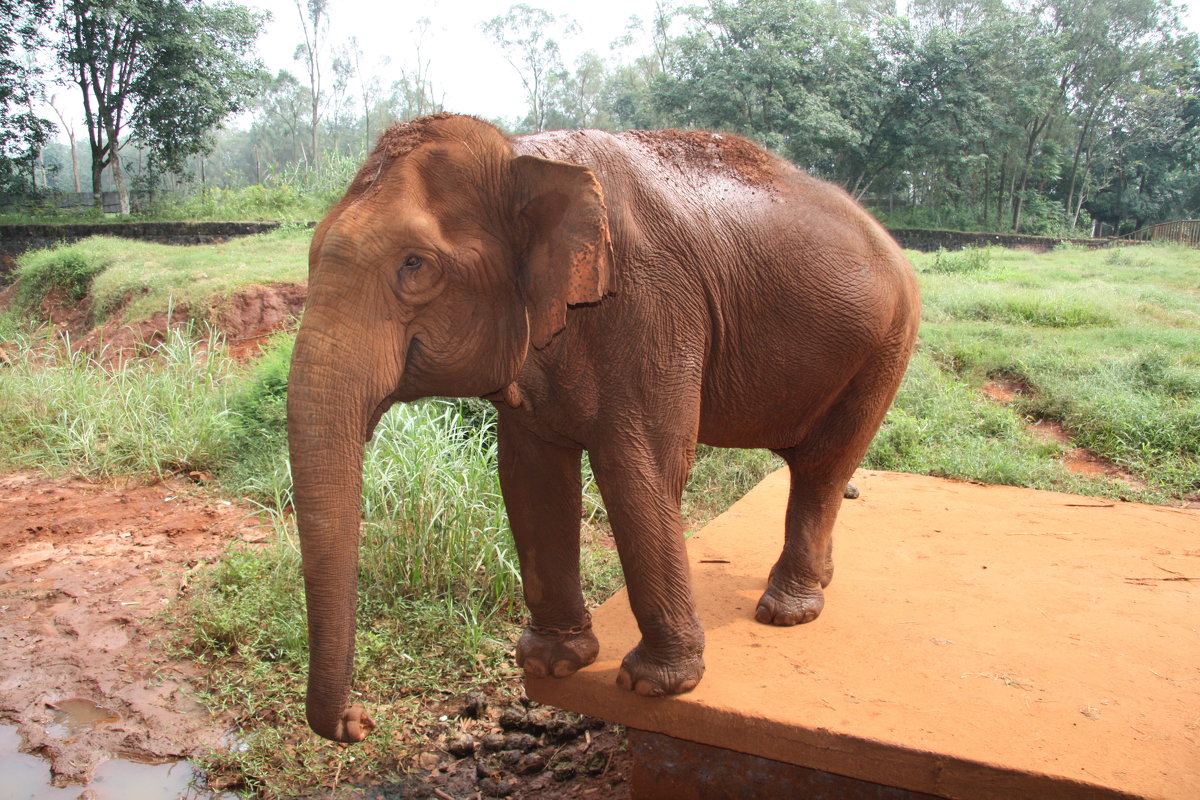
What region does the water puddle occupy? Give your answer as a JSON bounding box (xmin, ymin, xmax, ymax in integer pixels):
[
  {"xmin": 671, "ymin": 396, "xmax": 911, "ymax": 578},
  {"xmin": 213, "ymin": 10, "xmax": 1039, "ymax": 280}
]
[
  {"xmin": 2, "ymin": 723, "xmax": 234, "ymax": 800},
  {"xmin": 45, "ymin": 698, "xmax": 121, "ymax": 740}
]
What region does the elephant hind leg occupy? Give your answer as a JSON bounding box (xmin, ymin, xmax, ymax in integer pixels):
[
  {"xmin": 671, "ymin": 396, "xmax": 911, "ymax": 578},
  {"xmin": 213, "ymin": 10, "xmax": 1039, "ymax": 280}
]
[
  {"xmin": 757, "ymin": 351, "xmax": 907, "ymax": 626},
  {"xmin": 754, "ymin": 454, "xmax": 843, "ymax": 626}
]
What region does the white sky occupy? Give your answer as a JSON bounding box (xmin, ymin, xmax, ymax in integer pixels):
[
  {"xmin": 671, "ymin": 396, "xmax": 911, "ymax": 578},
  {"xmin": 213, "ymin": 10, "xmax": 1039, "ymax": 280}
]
[{"xmin": 244, "ymin": 0, "xmax": 664, "ymax": 124}]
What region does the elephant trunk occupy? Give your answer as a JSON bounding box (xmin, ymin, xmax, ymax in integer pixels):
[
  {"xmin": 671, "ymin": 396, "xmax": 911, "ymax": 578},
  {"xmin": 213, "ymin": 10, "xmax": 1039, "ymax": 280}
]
[{"xmin": 287, "ymin": 309, "xmax": 397, "ymax": 743}]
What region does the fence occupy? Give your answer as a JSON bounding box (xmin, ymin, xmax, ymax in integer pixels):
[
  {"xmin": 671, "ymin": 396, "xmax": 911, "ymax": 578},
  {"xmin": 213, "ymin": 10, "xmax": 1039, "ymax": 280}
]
[{"xmin": 1117, "ymin": 220, "xmax": 1200, "ymax": 247}]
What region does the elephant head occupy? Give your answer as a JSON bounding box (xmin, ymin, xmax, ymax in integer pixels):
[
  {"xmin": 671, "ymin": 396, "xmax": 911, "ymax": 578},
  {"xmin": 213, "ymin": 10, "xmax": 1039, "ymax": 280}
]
[{"xmin": 287, "ymin": 114, "xmax": 613, "ymax": 742}]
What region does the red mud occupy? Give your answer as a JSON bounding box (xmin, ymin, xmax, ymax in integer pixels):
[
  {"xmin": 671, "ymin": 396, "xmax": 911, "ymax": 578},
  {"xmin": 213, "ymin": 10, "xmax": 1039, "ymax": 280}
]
[
  {"xmin": 624, "ymin": 128, "xmax": 780, "ymax": 188},
  {"xmin": 2, "ymin": 282, "xmax": 307, "ymax": 364},
  {"xmin": 0, "ymin": 472, "xmax": 268, "ymax": 785}
]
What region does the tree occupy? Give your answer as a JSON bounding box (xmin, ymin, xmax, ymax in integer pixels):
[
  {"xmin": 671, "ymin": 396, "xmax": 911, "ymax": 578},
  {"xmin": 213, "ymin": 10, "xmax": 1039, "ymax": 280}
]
[
  {"xmin": 57, "ymin": 0, "xmax": 264, "ymax": 212},
  {"xmin": 655, "ymin": 0, "xmax": 877, "ymax": 170},
  {"xmin": 0, "ymin": 0, "xmax": 53, "ymax": 202},
  {"xmin": 293, "ymin": 0, "xmax": 328, "ymax": 171},
  {"xmin": 252, "ymin": 70, "xmax": 309, "ymax": 176},
  {"xmin": 48, "ymin": 94, "xmax": 79, "ymax": 191},
  {"xmin": 482, "ymin": 4, "xmax": 577, "ymax": 132}
]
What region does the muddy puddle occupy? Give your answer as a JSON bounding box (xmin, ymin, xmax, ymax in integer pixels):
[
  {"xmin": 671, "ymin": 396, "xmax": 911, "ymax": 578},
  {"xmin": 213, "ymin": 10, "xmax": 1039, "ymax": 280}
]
[
  {"xmin": 0, "ymin": 473, "xmax": 269, "ymax": 795},
  {"xmin": 2, "ymin": 722, "xmax": 232, "ymax": 799}
]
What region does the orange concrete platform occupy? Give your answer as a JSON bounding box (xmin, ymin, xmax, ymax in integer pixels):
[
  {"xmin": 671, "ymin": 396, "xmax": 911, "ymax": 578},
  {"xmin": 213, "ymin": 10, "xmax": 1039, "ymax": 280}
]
[{"xmin": 526, "ymin": 470, "xmax": 1200, "ymax": 799}]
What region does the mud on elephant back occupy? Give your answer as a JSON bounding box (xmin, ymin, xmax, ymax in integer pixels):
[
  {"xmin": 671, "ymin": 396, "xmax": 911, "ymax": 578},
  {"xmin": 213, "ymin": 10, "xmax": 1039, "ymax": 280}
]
[{"xmin": 286, "ymin": 113, "xmax": 920, "ymax": 743}]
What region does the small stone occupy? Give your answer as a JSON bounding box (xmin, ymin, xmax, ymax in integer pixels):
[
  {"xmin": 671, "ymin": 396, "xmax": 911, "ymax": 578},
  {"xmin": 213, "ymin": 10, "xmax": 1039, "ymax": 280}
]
[
  {"xmin": 502, "ymin": 732, "xmax": 538, "ymax": 752},
  {"xmin": 479, "ymin": 777, "xmax": 517, "ymax": 798},
  {"xmin": 460, "ymin": 691, "xmax": 488, "ymax": 719},
  {"xmin": 446, "ymin": 734, "xmax": 476, "ymax": 758},
  {"xmin": 552, "ymin": 761, "xmax": 577, "ymax": 782},
  {"xmin": 497, "ymin": 749, "xmax": 523, "ymax": 767},
  {"xmin": 844, "ymin": 482, "xmax": 861, "ymax": 499},
  {"xmin": 416, "ymin": 752, "xmax": 441, "ymax": 771},
  {"xmin": 480, "ymin": 733, "xmax": 507, "ymax": 752},
  {"xmin": 498, "ymin": 705, "xmax": 527, "ymax": 731},
  {"xmin": 515, "ymin": 752, "xmax": 546, "ymax": 775}
]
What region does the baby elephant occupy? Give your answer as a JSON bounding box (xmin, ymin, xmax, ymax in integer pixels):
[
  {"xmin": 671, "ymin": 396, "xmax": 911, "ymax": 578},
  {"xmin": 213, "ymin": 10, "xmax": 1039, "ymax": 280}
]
[{"xmin": 287, "ymin": 113, "xmax": 920, "ymax": 742}]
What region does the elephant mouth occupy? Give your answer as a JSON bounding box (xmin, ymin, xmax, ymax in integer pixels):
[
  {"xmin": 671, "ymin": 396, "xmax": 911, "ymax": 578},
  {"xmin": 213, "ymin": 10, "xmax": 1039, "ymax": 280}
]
[{"xmin": 364, "ymin": 396, "xmax": 395, "ymax": 442}]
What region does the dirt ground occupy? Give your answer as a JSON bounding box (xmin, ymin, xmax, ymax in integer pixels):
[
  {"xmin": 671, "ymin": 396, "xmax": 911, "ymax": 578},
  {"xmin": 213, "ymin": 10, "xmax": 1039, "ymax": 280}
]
[
  {"xmin": 0, "ymin": 472, "xmax": 256, "ymax": 785},
  {"xmin": 0, "ymin": 470, "xmax": 631, "ymax": 798}
]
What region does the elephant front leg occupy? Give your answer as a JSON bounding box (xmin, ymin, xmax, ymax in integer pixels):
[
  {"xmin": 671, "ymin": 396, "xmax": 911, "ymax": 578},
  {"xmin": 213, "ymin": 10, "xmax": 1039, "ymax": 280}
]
[
  {"xmin": 497, "ymin": 415, "xmax": 599, "ymax": 680},
  {"xmin": 590, "ymin": 439, "xmax": 705, "ymax": 697}
]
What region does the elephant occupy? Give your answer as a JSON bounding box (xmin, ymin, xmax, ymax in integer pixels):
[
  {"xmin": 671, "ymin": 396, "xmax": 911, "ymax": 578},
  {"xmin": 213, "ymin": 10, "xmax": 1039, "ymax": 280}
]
[{"xmin": 287, "ymin": 113, "xmax": 920, "ymax": 743}]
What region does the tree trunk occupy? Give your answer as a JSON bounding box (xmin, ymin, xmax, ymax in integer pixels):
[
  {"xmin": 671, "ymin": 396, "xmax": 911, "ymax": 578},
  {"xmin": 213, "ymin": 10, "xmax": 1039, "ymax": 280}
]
[
  {"xmin": 69, "ymin": 134, "xmax": 80, "ymax": 193},
  {"xmin": 90, "ymin": 148, "xmax": 105, "ymax": 209},
  {"xmin": 109, "ymin": 136, "xmax": 130, "ymax": 215},
  {"xmin": 1011, "ymin": 168, "xmax": 1028, "ymax": 233}
]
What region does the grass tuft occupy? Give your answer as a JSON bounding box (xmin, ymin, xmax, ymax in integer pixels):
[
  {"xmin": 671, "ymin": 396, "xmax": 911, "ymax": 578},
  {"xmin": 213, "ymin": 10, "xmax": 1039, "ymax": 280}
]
[
  {"xmin": 11, "ymin": 243, "xmax": 114, "ymax": 313},
  {"xmin": 926, "ymin": 246, "xmax": 994, "ymax": 275}
]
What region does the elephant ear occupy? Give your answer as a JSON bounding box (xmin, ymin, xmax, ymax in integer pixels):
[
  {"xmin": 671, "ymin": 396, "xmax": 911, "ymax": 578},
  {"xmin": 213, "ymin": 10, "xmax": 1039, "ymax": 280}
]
[{"xmin": 512, "ymin": 154, "xmax": 614, "ymax": 349}]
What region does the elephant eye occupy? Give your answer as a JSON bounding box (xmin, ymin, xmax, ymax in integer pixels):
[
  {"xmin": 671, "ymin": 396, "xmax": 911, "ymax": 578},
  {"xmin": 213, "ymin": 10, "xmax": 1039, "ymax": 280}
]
[{"xmin": 402, "ymin": 255, "xmax": 423, "ymax": 270}]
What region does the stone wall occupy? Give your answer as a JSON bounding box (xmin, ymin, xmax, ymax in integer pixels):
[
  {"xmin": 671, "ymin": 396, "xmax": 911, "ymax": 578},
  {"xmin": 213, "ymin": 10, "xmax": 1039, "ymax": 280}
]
[{"xmin": 888, "ymin": 228, "xmax": 1106, "ymax": 252}]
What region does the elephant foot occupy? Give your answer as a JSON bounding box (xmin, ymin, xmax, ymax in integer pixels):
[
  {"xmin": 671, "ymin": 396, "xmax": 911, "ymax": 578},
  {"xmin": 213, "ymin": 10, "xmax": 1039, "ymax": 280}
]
[
  {"xmin": 615, "ymin": 641, "xmax": 705, "ymax": 697},
  {"xmin": 517, "ymin": 621, "xmax": 600, "ymax": 679},
  {"xmin": 755, "ymin": 583, "xmax": 825, "ymax": 626},
  {"xmin": 309, "ymin": 704, "xmax": 375, "ymax": 743}
]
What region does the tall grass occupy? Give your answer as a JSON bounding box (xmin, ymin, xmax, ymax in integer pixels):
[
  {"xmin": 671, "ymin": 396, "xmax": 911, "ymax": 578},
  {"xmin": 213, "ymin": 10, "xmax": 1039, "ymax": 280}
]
[{"xmin": 0, "ymin": 326, "xmax": 237, "ymax": 479}]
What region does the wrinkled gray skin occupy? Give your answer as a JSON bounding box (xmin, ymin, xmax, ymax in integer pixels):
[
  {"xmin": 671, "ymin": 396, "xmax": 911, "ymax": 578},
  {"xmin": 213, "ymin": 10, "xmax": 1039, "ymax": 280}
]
[{"xmin": 287, "ymin": 114, "xmax": 920, "ymax": 742}]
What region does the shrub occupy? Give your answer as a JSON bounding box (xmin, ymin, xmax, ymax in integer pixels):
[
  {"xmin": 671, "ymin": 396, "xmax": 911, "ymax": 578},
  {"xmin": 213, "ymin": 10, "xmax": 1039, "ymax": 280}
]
[
  {"xmin": 11, "ymin": 242, "xmax": 113, "ymax": 312},
  {"xmin": 926, "ymin": 246, "xmax": 993, "ymax": 275}
]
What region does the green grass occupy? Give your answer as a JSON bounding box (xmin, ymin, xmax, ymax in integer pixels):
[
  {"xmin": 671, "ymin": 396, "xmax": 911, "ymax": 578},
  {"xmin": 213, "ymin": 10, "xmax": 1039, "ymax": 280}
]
[
  {"xmin": 885, "ymin": 242, "xmax": 1200, "ymax": 501},
  {"xmin": 9, "ymin": 226, "xmax": 311, "ymax": 326},
  {"xmin": 0, "ymin": 326, "xmax": 238, "ymax": 480}
]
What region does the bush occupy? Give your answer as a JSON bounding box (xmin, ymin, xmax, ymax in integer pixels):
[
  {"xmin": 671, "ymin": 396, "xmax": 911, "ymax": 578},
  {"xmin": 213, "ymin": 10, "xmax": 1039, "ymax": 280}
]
[
  {"xmin": 11, "ymin": 242, "xmax": 113, "ymax": 312},
  {"xmin": 926, "ymin": 246, "xmax": 993, "ymax": 275}
]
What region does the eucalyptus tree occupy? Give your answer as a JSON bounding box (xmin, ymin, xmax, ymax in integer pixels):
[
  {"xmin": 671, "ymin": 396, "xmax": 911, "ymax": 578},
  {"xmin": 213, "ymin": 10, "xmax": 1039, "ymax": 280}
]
[
  {"xmin": 482, "ymin": 4, "xmax": 577, "ymax": 132},
  {"xmin": 293, "ymin": 0, "xmax": 328, "ymax": 171},
  {"xmin": 0, "ymin": 0, "xmax": 52, "ymax": 200},
  {"xmin": 56, "ymin": 0, "xmax": 264, "ymax": 212},
  {"xmin": 1086, "ymin": 59, "xmax": 1200, "ymax": 231}
]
